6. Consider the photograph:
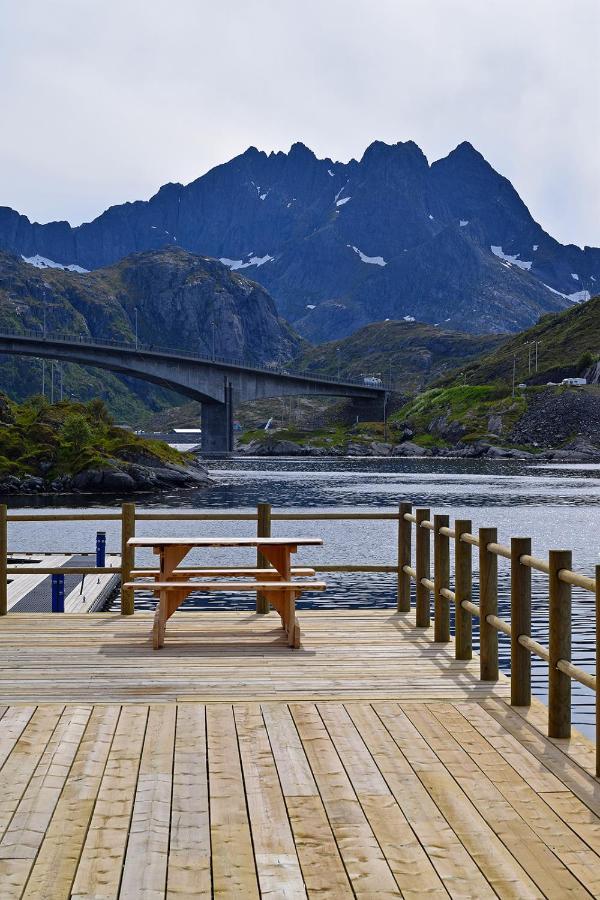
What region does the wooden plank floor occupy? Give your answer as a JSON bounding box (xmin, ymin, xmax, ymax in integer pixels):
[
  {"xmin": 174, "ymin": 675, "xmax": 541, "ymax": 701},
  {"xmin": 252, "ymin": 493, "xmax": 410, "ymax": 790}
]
[
  {"xmin": 1, "ymin": 611, "xmax": 599, "ymax": 898},
  {"xmin": 0, "ymin": 610, "xmax": 510, "ymax": 703}
]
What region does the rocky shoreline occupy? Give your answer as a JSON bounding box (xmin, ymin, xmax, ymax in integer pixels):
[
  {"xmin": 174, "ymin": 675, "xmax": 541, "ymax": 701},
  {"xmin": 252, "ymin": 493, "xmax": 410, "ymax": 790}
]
[
  {"xmin": 0, "ymin": 457, "xmax": 212, "ymax": 495},
  {"xmin": 238, "ymin": 436, "xmax": 600, "ymax": 463}
]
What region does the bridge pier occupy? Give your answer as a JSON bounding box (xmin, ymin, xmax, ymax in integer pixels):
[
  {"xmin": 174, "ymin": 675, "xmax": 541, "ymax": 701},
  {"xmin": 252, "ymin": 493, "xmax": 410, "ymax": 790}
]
[{"xmin": 201, "ymin": 381, "xmax": 234, "ymax": 456}]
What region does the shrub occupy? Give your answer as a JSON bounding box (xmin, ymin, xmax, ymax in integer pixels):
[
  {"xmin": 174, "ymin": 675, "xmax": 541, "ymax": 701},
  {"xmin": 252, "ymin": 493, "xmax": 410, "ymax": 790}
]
[{"xmin": 61, "ymin": 413, "xmax": 93, "ymax": 452}]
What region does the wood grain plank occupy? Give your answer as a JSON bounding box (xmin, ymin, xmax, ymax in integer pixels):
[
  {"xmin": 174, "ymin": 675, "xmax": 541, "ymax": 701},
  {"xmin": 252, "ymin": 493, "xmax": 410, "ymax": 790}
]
[
  {"xmin": 21, "ymin": 705, "xmax": 120, "ymax": 900},
  {"xmin": 206, "ymin": 704, "xmax": 259, "ymax": 898},
  {"xmin": 71, "ymin": 705, "xmax": 148, "ymax": 900},
  {"xmin": 262, "ymin": 703, "xmax": 352, "ymax": 896},
  {"xmin": 235, "ymin": 704, "xmax": 306, "ymax": 897},
  {"xmin": 167, "ymin": 703, "xmax": 211, "ymax": 898},
  {"xmin": 350, "ymin": 702, "xmax": 496, "ymax": 898},
  {"xmin": 319, "ymin": 703, "xmax": 448, "ymax": 899},
  {"xmin": 291, "ymin": 702, "xmax": 400, "ymax": 897},
  {"xmin": 0, "ymin": 705, "xmax": 92, "ymax": 899},
  {"xmin": 120, "ymin": 704, "xmax": 177, "ymax": 900}
]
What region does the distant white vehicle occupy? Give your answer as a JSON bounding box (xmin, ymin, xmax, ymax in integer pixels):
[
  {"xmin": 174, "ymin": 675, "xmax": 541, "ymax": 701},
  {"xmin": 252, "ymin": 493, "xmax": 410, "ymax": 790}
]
[
  {"xmin": 517, "ymin": 383, "xmax": 527, "ymax": 389},
  {"xmin": 561, "ymin": 377, "xmax": 587, "ymax": 386},
  {"xmin": 363, "ymin": 376, "xmax": 383, "ymax": 386}
]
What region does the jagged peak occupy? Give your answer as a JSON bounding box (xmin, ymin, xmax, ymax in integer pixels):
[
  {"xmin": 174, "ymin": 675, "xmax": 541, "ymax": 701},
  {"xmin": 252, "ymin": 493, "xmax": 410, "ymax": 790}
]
[
  {"xmin": 360, "ymin": 139, "xmax": 428, "ymax": 168},
  {"xmin": 433, "ymin": 141, "xmax": 492, "ymax": 171},
  {"xmin": 288, "ymin": 141, "xmax": 317, "ymax": 159}
]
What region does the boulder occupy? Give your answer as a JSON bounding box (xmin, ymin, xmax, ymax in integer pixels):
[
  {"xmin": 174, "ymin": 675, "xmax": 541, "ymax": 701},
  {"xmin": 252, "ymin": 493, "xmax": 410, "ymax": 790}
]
[
  {"xmin": 369, "ymin": 441, "xmax": 393, "ymax": 456},
  {"xmin": 391, "ymin": 441, "xmax": 431, "ymax": 457}
]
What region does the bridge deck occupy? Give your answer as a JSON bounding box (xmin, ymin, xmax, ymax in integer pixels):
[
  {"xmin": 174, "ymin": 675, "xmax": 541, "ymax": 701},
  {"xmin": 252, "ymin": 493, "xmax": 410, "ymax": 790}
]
[{"xmin": 0, "ymin": 610, "xmax": 598, "ymax": 898}]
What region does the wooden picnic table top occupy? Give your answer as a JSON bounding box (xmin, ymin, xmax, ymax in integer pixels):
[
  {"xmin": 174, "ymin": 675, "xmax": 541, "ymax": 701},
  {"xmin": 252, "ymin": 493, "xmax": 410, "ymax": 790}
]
[{"xmin": 127, "ymin": 536, "xmax": 323, "ymax": 548}]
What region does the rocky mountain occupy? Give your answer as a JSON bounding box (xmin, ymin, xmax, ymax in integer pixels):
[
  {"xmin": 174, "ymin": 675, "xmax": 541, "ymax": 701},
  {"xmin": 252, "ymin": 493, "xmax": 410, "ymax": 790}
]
[
  {"xmin": 0, "ymin": 247, "xmax": 298, "ymax": 419},
  {"xmin": 1, "ymin": 140, "xmax": 598, "ymax": 341}
]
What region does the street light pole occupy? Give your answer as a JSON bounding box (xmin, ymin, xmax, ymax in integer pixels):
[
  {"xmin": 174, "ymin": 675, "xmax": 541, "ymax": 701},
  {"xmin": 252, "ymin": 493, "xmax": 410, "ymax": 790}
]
[
  {"xmin": 134, "ymin": 307, "xmax": 138, "ymax": 350},
  {"xmin": 336, "ymin": 347, "xmax": 341, "ymax": 380}
]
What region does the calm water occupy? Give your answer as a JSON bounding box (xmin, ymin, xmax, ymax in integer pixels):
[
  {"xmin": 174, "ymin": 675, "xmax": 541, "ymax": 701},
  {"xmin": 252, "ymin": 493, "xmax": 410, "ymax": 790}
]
[{"xmin": 5, "ymin": 456, "xmax": 599, "ymax": 738}]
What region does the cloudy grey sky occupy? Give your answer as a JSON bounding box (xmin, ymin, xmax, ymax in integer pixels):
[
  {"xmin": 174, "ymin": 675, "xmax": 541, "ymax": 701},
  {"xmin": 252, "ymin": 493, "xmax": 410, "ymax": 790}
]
[{"xmin": 0, "ymin": 0, "xmax": 598, "ymax": 246}]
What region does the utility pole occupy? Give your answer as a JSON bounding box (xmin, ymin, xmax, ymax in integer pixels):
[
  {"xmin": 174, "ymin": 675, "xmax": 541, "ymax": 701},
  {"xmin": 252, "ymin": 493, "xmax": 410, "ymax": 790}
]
[
  {"xmin": 134, "ymin": 307, "xmax": 139, "ymax": 350},
  {"xmin": 41, "ymin": 360, "xmax": 45, "ymax": 398},
  {"xmin": 535, "ymin": 341, "xmax": 540, "ymax": 372},
  {"xmin": 50, "ymin": 362, "xmax": 55, "ymax": 404},
  {"xmin": 60, "ymin": 364, "xmax": 64, "ymax": 401},
  {"xmin": 211, "ymin": 321, "xmax": 216, "ymax": 360},
  {"xmin": 336, "ymin": 347, "xmax": 341, "ymax": 381},
  {"xmin": 512, "ymin": 353, "xmax": 516, "ymax": 398}
]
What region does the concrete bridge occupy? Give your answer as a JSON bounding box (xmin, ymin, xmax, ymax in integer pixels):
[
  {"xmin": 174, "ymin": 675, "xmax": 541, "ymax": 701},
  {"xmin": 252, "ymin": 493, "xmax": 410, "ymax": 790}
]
[{"xmin": 0, "ymin": 331, "xmax": 386, "ymax": 453}]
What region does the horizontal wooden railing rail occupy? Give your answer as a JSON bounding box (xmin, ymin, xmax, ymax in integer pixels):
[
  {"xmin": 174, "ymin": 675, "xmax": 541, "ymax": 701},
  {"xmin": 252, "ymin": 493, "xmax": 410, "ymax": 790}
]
[
  {"xmin": 398, "ymin": 502, "xmax": 599, "ymax": 777},
  {"xmin": 0, "ymin": 502, "xmax": 405, "ymax": 616}
]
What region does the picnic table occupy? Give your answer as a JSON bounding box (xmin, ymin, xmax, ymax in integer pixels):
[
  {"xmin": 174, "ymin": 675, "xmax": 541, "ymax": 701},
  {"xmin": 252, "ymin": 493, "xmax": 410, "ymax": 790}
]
[{"xmin": 125, "ymin": 536, "xmax": 325, "ymax": 649}]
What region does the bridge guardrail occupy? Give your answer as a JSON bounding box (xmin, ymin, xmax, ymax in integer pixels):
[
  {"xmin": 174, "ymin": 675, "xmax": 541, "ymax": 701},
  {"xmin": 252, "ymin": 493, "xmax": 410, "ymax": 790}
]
[{"xmin": 0, "ymin": 329, "xmax": 388, "ymax": 390}]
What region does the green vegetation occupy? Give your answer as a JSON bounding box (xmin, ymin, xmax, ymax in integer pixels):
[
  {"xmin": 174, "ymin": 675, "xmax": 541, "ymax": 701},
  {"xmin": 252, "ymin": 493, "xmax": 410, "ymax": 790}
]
[
  {"xmin": 390, "ymin": 384, "xmax": 527, "ymax": 444},
  {"xmin": 0, "ymin": 393, "xmax": 188, "ymax": 480},
  {"xmin": 435, "ymin": 293, "xmax": 600, "ymax": 390},
  {"xmin": 294, "ymin": 320, "xmax": 503, "ymax": 392}
]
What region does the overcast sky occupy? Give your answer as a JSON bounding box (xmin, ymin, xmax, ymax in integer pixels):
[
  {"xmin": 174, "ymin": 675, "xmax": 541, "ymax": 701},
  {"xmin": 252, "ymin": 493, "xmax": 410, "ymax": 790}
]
[{"xmin": 0, "ymin": 0, "xmax": 598, "ymax": 247}]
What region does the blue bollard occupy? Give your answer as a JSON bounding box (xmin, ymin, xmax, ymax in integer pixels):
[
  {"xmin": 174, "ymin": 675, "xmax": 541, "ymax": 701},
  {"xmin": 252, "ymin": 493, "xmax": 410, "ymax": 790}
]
[
  {"xmin": 52, "ymin": 574, "xmax": 65, "ymax": 612},
  {"xmin": 96, "ymin": 531, "xmax": 106, "ymax": 567}
]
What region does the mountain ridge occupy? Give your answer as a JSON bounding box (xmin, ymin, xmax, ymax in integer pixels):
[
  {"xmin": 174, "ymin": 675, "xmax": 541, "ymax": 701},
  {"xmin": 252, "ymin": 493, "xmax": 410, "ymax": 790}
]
[{"xmin": 1, "ymin": 140, "xmax": 598, "ymax": 341}]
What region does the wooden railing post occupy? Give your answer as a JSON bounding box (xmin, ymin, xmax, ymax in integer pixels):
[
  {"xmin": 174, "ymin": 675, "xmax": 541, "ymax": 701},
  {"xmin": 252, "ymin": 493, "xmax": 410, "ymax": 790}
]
[
  {"xmin": 478, "ymin": 527, "xmax": 498, "ymax": 681},
  {"xmin": 0, "ymin": 504, "xmax": 7, "ymax": 616},
  {"xmin": 454, "ymin": 519, "xmax": 472, "ymax": 660},
  {"xmin": 549, "ymin": 549, "xmax": 572, "ymax": 738},
  {"xmin": 596, "ymin": 564, "xmax": 599, "ymax": 778},
  {"xmin": 397, "ymin": 502, "xmax": 412, "ymax": 612},
  {"xmin": 434, "ymin": 514, "xmax": 450, "ymax": 642},
  {"xmin": 511, "ymin": 537, "xmax": 532, "ymax": 706},
  {"xmin": 120, "ymin": 502, "xmax": 136, "ymax": 615},
  {"xmin": 256, "ymin": 502, "xmax": 272, "ymax": 614},
  {"xmin": 415, "ymin": 508, "xmax": 430, "ymax": 627}
]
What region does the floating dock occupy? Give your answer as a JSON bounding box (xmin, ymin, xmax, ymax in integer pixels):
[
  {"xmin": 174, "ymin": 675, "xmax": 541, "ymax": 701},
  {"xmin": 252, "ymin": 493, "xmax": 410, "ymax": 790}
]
[{"xmin": 6, "ymin": 552, "xmax": 120, "ymax": 613}]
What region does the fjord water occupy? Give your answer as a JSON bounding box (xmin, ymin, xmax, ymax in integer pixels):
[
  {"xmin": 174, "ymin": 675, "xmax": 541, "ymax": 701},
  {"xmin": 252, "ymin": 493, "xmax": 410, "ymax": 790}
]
[{"xmin": 6, "ymin": 456, "xmax": 600, "ymax": 738}]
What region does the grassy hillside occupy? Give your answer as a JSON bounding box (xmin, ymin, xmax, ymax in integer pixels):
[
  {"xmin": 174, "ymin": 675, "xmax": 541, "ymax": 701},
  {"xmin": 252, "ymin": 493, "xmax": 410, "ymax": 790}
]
[
  {"xmin": 436, "ymin": 295, "xmax": 600, "ymax": 389},
  {"xmin": 294, "ymin": 320, "xmax": 503, "ymax": 392}
]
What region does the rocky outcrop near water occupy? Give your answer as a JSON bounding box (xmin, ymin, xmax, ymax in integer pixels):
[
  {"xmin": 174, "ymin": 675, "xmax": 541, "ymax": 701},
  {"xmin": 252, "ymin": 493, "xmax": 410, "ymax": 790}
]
[{"xmin": 0, "ymin": 455, "xmax": 212, "ymax": 495}]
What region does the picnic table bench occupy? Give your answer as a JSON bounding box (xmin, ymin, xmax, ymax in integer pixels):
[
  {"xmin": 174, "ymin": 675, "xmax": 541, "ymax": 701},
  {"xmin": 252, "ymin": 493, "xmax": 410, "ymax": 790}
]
[{"xmin": 125, "ymin": 536, "xmax": 325, "ymax": 649}]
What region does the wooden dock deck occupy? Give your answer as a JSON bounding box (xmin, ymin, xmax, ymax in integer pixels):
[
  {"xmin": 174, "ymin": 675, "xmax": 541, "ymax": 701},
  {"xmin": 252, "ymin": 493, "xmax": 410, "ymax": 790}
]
[{"xmin": 0, "ymin": 609, "xmax": 599, "ymax": 898}]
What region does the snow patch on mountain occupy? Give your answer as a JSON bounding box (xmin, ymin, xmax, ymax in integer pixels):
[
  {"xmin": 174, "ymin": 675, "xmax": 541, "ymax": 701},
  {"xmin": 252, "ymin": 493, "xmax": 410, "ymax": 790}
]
[
  {"xmin": 219, "ymin": 254, "xmax": 274, "ymax": 270},
  {"xmin": 22, "ymin": 254, "xmax": 89, "ymax": 273},
  {"xmin": 543, "ymin": 283, "xmax": 591, "ymax": 303},
  {"xmin": 571, "ymin": 273, "xmax": 579, "ymax": 280},
  {"xmin": 490, "ymin": 246, "xmax": 532, "ymax": 271},
  {"xmin": 336, "ymin": 196, "xmax": 351, "ymax": 207},
  {"xmin": 403, "ymin": 315, "xmax": 415, "ymax": 322},
  {"xmin": 459, "ymin": 220, "xmax": 469, "ymax": 227},
  {"xmin": 348, "ymin": 245, "xmax": 386, "ymax": 266}
]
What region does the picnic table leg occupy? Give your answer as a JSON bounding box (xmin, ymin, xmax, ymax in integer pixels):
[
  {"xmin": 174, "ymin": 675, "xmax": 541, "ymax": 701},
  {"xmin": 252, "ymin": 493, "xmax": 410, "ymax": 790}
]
[
  {"xmin": 153, "ymin": 546, "xmax": 190, "ymax": 649},
  {"xmin": 258, "ymin": 544, "xmax": 300, "ymax": 648}
]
